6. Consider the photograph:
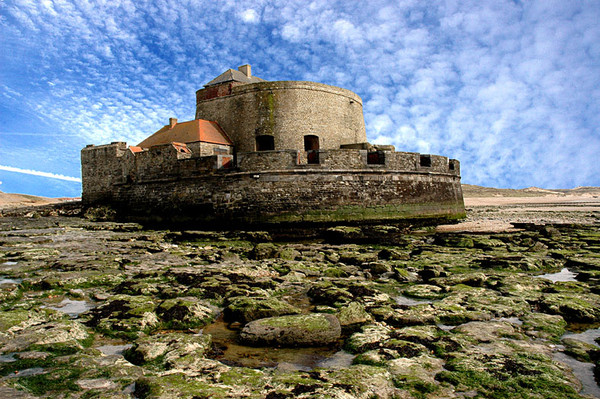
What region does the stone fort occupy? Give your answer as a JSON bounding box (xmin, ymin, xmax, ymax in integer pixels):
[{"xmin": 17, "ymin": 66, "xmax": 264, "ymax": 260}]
[{"xmin": 81, "ymin": 65, "xmax": 465, "ymax": 226}]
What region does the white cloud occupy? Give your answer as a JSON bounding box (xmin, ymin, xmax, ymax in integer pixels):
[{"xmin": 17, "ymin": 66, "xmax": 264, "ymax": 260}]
[{"xmin": 239, "ymin": 9, "xmax": 259, "ymax": 23}]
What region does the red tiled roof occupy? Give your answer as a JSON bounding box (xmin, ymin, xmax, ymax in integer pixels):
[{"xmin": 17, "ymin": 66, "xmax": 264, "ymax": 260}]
[
  {"xmin": 137, "ymin": 119, "xmax": 233, "ymax": 148},
  {"xmin": 129, "ymin": 146, "xmax": 143, "ymax": 153}
]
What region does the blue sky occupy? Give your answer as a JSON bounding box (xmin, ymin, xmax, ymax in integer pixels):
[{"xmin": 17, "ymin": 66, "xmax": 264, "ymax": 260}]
[{"xmin": 1, "ymin": 0, "xmax": 599, "ymax": 197}]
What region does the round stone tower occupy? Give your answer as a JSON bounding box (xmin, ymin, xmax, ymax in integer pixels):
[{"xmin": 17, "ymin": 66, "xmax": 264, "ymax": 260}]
[{"xmin": 195, "ymin": 66, "xmax": 367, "ymax": 153}]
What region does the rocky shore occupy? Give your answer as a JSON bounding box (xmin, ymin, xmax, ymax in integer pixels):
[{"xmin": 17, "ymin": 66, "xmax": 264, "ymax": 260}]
[{"xmin": 0, "ymin": 188, "xmax": 599, "ymax": 398}]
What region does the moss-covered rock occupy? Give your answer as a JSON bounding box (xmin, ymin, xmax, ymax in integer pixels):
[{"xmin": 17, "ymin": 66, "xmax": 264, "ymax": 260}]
[
  {"xmin": 250, "ymin": 243, "xmax": 277, "ymax": 260},
  {"xmin": 240, "ymin": 313, "xmax": 341, "ymax": 347},
  {"xmin": 388, "ymin": 355, "xmax": 444, "ymax": 395},
  {"xmin": 452, "ymin": 321, "xmax": 522, "ymax": 343},
  {"xmin": 337, "ymin": 301, "xmax": 373, "ymax": 329},
  {"xmin": 307, "ymin": 280, "xmax": 353, "ymax": 306},
  {"xmin": 274, "ymin": 247, "xmax": 301, "ymax": 260},
  {"xmin": 155, "ymin": 297, "xmax": 217, "ymax": 329},
  {"xmin": 388, "ymin": 304, "xmax": 437, "ymax": 326},
  {"xmin": 223, "ymin": 296, "xmax": 300, "ymax": 324},
  {"xmin": 328, "ymin": 364, "xmax": 396, "ymax": 398},
  {"xmin": 436, "ymin": 343, "xmax": 583, "ymax": 398},
  {"xmin": 83, "ymin": 294, "xmax": 159, "ymax": 338},
  {"xmin": 562, "ymin": 338, "xmax": 600, "ymax": 363},
  {"xmin": 521, "ymin": 313, "xmax": 567, "ymax": 341},
  {"xmin": 536, "ymin": 292, "xmax": 600, "ymax": 323},
  {"xmin": 382, "ymin": 339, "xmax": 429, "ymax": 358},
  {"xmin": 125, "ymin": 332, "xmax": 212, "ymax": 371},
  {"xmin": 0, "ymin": 319, "xmax": 91, "ymax": 353},
  {"xmin": 391, "ymin": 325, "xmax": 443, "ymax": 347},
  {"xmin": 402, "ymin": 284, "xmax": 444, "ymax": 300},
  {"xmin": 346, "ymin": 324, "xmax": 392, "ymax": 353}
]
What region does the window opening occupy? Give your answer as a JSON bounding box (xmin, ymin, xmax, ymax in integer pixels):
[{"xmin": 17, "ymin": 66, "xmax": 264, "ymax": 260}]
[
  {"xmin": 367, "ymin": 151, "xmax": 385, "ymax": 165},
  {"xmin": 420, "ymin": 154, "xmax": 431, "ymax": 167},
  {"xmin": 256, "ymin": 135, "xmax": 275, "ymax": 151}
]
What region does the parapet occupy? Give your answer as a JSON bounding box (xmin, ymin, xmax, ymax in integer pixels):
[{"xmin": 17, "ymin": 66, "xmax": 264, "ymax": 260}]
[{"xmin": 236, "ymin": 149, "xmax": 460, "ymax": 175}]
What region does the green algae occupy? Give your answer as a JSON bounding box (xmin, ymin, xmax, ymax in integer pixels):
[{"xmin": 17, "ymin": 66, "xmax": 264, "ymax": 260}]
[
  {"xmin": 1, "ymin": 216, "xmax": 599, "ymax": 398},
  {"xmin": 260, "ymin": 314, "xmax": 331, "ymax": 331}
]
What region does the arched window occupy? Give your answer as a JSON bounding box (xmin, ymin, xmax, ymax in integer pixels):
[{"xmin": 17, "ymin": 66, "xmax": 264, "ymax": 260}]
[{"xmin": 256, "ymin": 135, "xmax": 275, "ymax": 151}]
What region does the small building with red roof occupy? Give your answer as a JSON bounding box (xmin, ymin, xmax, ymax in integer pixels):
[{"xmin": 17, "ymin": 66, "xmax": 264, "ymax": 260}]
[{"xmin": 137, "ymin": 117, "xmax": 233, "ymax": 157}]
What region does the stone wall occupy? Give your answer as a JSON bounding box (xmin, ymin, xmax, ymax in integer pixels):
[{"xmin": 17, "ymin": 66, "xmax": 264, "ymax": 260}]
[
  {"xmin": 81, "ymin": 143, "xmax": 464, "ymax": 225},
  {"xmin": 108, "ymin": 170, "xmax": 464, "ymax": 225},
  {"xmin": 195, "ymin": 81, "xmax": 367, "ymax": 152}
]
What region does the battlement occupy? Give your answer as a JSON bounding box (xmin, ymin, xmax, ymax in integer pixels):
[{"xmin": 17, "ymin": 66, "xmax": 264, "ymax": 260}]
[{"xmin": 82, "ymin": 142, "xmax": 459, "ymax": 187}]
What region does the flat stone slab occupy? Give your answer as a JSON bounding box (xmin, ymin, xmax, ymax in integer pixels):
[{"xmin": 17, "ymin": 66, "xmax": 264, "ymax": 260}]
[{"xmin": 240, "ymin": 313, "xmax": 341, "ymax": 347}]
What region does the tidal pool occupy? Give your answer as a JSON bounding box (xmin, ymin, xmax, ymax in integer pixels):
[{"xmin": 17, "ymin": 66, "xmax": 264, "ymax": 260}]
[
  {"xmin": 553, "ymin": 352, "xmax": 600, "ymax": 398},
  {"xmin": 1, "ymin": 262, "xmax": 18, "ymax": 266},
  {"xmin": 96, "ymin": 344, "xmax": 133, "ymax": 356},
  {"xmin": 562, "ymin": 327, "xmax": 600, "ymax": 348},
  {"xmin": 395, "ymin": 295, "xmax": 432, "ymax": 306},
  {"xmin": 535, "ymin": 268, "xmax": 578, "ymax": 282},
  {"xmin": 202, "ymin": 316, "xmax": 352, "ymax": 370},
  {"xmin": 46, "ymin": 299, "xmax": 95, "ymax": 318},
  {"xmin": 0, "ymin": 277, "xmax": 22, "ymax": 285},
  {"xmin": 8, "ymin": 367, "xmax": 45, "ymax": 378},
  {"xmin": 0, "ymin": 353, "xmax": 16, "ymax": 363}
]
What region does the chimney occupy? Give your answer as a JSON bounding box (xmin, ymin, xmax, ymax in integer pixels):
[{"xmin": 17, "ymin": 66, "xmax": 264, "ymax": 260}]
[
  {"xmin": 169, "ymin": 118, "xmax": 177, "ymax": 128},
  {"xmin": 238, "ymin": 64, "xmax": 251, "ymax": 78}
]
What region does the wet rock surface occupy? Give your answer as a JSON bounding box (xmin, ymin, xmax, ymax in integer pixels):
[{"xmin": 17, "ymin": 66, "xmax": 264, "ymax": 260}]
[
  {"xmin": 240, "ymin": 313, "xmax": 341, "ymax": 347},
  {"xmin": 0, "ymin": 211, "xmax": 598, "ymax": 398}
]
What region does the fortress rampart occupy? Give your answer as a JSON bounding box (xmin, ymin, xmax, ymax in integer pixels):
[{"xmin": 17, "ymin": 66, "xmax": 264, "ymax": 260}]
[
  {"xmin": 81, "ymin": 142, "xmax": 464, "ymax": 225},
  {"xmin": 195, "ymin": 81, "xmax": 367, "ymax": 152}
]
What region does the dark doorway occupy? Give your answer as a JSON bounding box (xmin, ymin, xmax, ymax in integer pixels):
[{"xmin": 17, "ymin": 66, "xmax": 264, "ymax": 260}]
[
  {"xmin": 256, "ymin": 135, "xmax": 275, "ymax": 151},
  {"xmin": 304, "ymin": 135, "xmax": 319, "ymax": 151},
  {"xmin": 304, "ymin": 135, "xmax": 319, "ymax": 164}
]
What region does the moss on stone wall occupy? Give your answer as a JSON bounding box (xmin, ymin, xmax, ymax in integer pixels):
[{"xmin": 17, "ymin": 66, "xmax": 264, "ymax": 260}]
[{"xmin": 249, "ymin": 202, "xmax": 467, "ymax": 224}]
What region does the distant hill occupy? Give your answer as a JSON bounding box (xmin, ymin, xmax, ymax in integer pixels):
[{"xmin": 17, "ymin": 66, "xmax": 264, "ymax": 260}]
[
  {"xmin": 0, "ymin": 191, "xmax": 65, "ymax": 210},
  {"xmin": 461, "ymin": 184, "xmax": 600, "ymax": 198}
]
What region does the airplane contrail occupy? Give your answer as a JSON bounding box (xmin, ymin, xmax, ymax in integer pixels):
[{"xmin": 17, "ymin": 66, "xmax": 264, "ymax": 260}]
[{"xmin": 0, "ymin": 165, "xmax": 81, "ymax": 182}]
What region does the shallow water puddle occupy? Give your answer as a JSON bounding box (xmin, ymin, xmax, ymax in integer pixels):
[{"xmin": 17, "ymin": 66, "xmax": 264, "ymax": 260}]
[
  {"xmin": 535, "ymin": 268, "xmax": 578, "ymax": 282},
  {"xmin": 203, "ymin": 316, "xmax": 353, "ymax": 370},
  {"xmin": 8, "ymin": 367, "xmax": 46, "ymax": 378},
  {"xmin": 1, "ymin": 262, "xmax": 18, "ymax": 266},
  {"xmin": 0, "ymin": 353, "xmax": 16, "ymax": 363},
  {"xmin": 437, "ymin": 324, "xmax": 457, "ymax": 331},
  {"xmin": 0, "ymin": 276, "xmax": 22, "ymax": 285},
  {"xmin": 562, "ymin": 327, "xmax": 600, "ymax": 348},
  {"xmin": 395, "ymin": 295, "xmax": 432, "ymax": 306},
  {"xmin": 553, "ymin": 352, "xmax": 600, "ymax": 398},
  {"xmin": 46, "ymin": 299, "xmax": 95, "ymax": 318},
  {"xmin": 96, "ymin": 344, "xmax": 133, "ymax": 356}
]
